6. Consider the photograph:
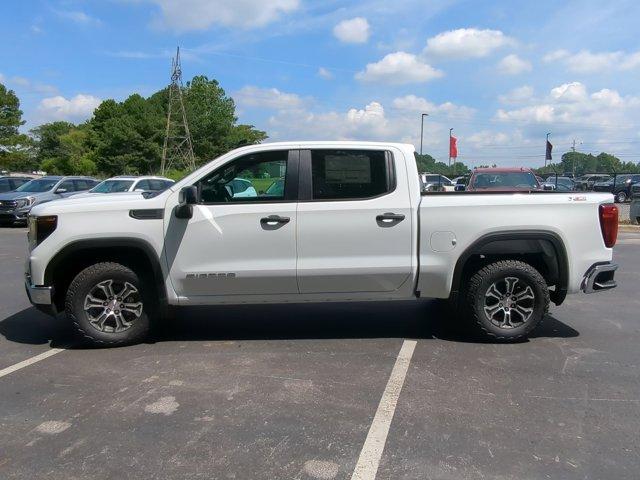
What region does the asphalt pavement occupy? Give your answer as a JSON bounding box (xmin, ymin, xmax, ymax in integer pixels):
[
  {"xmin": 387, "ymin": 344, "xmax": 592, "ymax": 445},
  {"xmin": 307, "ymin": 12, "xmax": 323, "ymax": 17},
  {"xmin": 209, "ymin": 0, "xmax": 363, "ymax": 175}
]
[{"xmin": 1, "ymin": 227, "xmax": 639, "ymax": 480}]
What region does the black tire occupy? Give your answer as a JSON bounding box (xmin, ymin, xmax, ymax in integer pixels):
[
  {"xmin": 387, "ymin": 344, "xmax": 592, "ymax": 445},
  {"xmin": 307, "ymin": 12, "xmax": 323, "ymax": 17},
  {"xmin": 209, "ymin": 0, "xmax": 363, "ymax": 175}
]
[
  {"xmin": 65, "ymin": 262, "xmax": 151, "ymax": 346},
  {"xmin": 463, "ymin": 260, "xmax": 549, "ymax": 342},
  {"xmin": 615, "ymin": 191, "xmax": 627, "ymax": 203}
]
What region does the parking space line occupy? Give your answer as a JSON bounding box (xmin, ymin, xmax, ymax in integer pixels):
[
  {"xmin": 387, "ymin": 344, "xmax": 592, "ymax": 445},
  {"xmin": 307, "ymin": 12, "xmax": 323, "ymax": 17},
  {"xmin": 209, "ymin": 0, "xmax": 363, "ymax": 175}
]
[
  {"xmin": 0, "ymin": 349, "xmax": 65, "ymax": 379},
  {"xmin": 351, "ymin": 339, "xmax": 417, "ymax": 480}
]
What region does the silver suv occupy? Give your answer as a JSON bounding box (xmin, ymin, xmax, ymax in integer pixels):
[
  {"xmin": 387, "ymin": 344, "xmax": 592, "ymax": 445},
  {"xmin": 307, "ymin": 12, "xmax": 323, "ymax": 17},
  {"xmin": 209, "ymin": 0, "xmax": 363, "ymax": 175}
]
[{"xmin": 0, "ymin": 176, "xmax": 99, "ymax": 225}]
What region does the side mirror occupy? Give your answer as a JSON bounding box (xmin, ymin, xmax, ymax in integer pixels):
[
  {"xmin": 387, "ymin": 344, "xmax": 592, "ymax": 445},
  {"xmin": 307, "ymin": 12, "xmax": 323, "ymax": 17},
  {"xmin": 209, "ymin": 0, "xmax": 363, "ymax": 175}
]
[
  {"xmin": 175, "ymin": 186, "xmax": 198, "ymax": 219},
  {"xmin": 542, "ymin": 184, "xmax": 555, "ymax": 191},
  {"xmin": 55, "ymin": 188, "xmax": 67, "ymax": 194},
  {"xmin": 454, "ymin": 184, "xmax": 466, "ymax": 192}
]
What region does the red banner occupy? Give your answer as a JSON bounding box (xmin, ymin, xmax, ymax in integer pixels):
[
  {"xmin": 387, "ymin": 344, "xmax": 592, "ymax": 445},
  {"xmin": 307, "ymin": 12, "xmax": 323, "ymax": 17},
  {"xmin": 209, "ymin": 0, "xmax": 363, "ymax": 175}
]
[{"xmin": 449, "ymin": 136, "xmax": 458, "ymax": 158}]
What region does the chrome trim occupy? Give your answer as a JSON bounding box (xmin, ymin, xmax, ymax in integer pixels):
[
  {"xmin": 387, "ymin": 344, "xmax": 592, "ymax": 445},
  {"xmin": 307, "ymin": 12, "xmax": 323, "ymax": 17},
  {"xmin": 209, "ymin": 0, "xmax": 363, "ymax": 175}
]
[
  {"xmin": 582, "ymin": 263, "xmax": 618, "ymax": 294},
  {"xmin": 25, "ymin": 277, "xmax": 53, "ymax": 305}
]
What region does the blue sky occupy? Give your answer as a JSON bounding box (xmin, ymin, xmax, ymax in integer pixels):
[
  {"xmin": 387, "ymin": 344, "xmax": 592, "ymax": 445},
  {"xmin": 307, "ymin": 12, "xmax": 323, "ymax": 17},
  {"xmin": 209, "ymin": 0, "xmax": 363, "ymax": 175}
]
[{"xmin": 1, "ymin": 0, "xmax": 640, "ymax": 166}]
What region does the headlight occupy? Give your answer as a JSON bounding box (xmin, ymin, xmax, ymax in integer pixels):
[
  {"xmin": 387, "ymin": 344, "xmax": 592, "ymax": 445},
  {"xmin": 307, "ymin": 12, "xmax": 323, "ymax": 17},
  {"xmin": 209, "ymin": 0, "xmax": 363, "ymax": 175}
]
[
  {"xmin": 15, "ymin": 197, "xmax": 35, "ymax": 209},
  {"xmin": 28, "ymin": 215, "xmax": 57, "ymax": 250}
]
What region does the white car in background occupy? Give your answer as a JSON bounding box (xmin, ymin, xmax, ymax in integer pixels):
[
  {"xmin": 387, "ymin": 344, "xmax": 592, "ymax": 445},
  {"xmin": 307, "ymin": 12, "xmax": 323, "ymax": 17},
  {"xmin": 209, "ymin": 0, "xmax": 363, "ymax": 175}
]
[
  {"xmin": 80, "ymin": 176, "xmax": 175, "ymax": 196},
  {"xmin": 420, "ymin": 174, "xmax": 455, "ymax": 192}
]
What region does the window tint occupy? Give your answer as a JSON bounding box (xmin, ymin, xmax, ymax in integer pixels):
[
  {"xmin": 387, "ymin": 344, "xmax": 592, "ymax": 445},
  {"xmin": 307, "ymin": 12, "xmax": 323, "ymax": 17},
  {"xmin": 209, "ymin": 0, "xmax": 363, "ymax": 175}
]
[
  {"xmin": 74, "ymin": 180, "xmax": 91, "ymax": 191},
  {"xmin": 135, "ymin": 180, "xmax": 151, "ymax": 191},
  {"xmin": 198, "ymin": 150, "xmax": 288, "ymax": 203},
  {"xmin": 311, "ymin": 149, "xmax": 391, "ymax": 200},
  {"xmin": 58, "ymin": 180, "xmax": 76, "ymax": 192},
  {"xmin": 0, "ymin": 179, "xmax": 11, "ymax": 193},
  {"xmin": 147, "ymin": 179, "xmax": 171, "ymax": 191}
]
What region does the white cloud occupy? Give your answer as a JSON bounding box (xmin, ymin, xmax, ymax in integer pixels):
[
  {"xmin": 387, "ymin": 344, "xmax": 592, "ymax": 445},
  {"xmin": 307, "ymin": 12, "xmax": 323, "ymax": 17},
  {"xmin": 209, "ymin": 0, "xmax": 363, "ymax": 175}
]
[
  {"xmin": 0, "ymin": 74, "xmax": 57, "ymax": 95},
  {"xmin": 496, "ymin": 105, "xmax": 556, "ymax": 123},
  {"xmin": 139, "ymin": 0, "xmax": 299, "ymax": 31},
  {"xmin": 333, "ymin": 17, "xmax": 370, "ymax": 44},
  {"xmin": 424, "ymin": 28, "xmax": 513, "ymax": 59},
  {"xmin": 235, "ymin": 86, "xmax": 304, "ymax": 110},
  {"xmin": 355, "ymin": 52, "xmax": 443, "ymax": 85},
  {"xmin": 392, "ymin": 95, "xmax": 475, "ymax": 118},
  {"xmin": 37, "ymin": 94, "xmax": 102, "ymax": 122},
  {"xmin": 544, "ymin": 49, "xmax": 640, "ymax": 73},
  {"xmin": 591, "ymin": 88, "xmax": 623, "ymax": 107},
  {"xmin": 55, "ymin": 10, "xmax": 101, "ymax": 26},
  {"xmin": 550, "ymin": 82, "xmax": 587, "ymax": 102},
  {"xmin": 542, "ymin": 49, "xmax": 569, "ymax": 63},
  {"xmin": 317, "ymin": 67, "xmax": 334, "ymax": 80},
  {"xmin": 498, "ymin": 85, "xmax": 534, "ymax": 105},
  {"xmin": 467, "ymin": 130, "xmax": 513, "ymax": 146},
  {"xmin": 497, "ymin": 54, "xmax": 532, "ymax": 75}
]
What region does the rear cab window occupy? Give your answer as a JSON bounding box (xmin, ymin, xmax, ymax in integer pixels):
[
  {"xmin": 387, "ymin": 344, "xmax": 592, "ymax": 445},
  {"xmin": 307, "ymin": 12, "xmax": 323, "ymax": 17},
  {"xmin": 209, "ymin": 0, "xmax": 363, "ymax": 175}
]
[{"xmin": 309, "ymin": 149, "xmax": 394, "ymax": 200}]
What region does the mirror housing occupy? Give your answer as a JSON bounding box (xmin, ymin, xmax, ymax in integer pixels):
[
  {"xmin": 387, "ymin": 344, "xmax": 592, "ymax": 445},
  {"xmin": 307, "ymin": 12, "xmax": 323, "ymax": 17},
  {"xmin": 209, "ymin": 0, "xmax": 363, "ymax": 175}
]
[
  {"xmin": 454, "ymin": 184, "xmax": 466, "ymax": 192},
  {"xmin": 55, "ymin": 188, "xmax": 67, "ymax": 194},
  {"xmin": 175, "ymin": 186, "xmax": 198, "ymax": 219},
  {"xmin": 542, "ymin": 183, "xmax": 555, "ymax": 191}
]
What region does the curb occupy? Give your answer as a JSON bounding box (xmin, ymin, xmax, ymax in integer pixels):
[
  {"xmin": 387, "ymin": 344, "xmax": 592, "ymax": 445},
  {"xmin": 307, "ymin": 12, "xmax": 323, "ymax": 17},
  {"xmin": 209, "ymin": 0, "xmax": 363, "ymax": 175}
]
[{"xmin": 619, "ymin": 224, "xmax": 640, "ymax": 232}]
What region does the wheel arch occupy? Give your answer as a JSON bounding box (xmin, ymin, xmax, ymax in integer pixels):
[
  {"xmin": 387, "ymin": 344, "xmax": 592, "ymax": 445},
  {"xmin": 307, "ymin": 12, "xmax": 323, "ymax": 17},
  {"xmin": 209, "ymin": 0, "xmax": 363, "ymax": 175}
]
[
  {"xmin": 450, "ymin": 230, "xmax": 569, "ymax": 306},
  {"xmin": 44, "ymin": 238, "xmax": 167, "ymax": 313}
]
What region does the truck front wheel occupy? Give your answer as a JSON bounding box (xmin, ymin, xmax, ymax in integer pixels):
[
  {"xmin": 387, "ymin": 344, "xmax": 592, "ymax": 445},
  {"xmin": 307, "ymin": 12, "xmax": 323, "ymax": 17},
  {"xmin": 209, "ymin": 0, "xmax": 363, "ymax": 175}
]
[
  {"xmin": 464, "ymin": 260, "xmax": 549, "ymax": 341},
  {"xmin": 65, "ymin": 262, "xmax": 151, "ymax": 346}
]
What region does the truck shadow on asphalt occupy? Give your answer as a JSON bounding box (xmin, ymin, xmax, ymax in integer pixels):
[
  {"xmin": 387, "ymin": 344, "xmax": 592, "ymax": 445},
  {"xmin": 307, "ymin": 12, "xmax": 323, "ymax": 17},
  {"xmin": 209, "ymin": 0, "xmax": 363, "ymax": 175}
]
[{"xmin": 0, "ymin": 299, "xmax": 579, "ymax": 348}]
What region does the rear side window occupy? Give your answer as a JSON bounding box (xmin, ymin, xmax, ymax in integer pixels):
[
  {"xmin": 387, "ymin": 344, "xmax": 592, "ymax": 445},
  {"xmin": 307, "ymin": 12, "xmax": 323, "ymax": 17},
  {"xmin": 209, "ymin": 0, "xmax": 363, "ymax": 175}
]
[
  {"xmin": 0, "ymin": 179, "xmax": 11, "ymax": 192},
  {"xmin": 135, "ymin": 180, "xmax": 151, "ymax": 191},
  {"xmin": 310, "ymin": 149, "xmax": 393, "ymax": 200}
]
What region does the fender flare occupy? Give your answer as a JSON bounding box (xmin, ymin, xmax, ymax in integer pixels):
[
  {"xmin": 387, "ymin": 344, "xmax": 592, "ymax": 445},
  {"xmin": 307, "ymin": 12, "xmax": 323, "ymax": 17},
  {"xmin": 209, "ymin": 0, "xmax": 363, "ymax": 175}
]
[{"xmin": 450, "ymin": 230, "xmax": 569, "ymax": 305}]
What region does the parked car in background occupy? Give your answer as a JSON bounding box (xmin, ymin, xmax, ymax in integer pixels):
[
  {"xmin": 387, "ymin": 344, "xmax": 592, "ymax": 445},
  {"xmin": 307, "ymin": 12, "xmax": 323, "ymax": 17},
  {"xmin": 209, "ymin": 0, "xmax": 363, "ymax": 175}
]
[
  {"xmin": 575, "ymin": 174, "xmax": 610, "ymax": 191},
  {"xmin": 0, "ymin": 176, "xmax": 99, "ymax": 225},
  {"xmin": 420, "ymin": 174, "xmax": 454, "ymax": 192},
  {"xmin": 79, "ymin": 176, "xmax": 175, "ymax": 196},
  {"xmin": 460, "ymin": 167, "xmax": 542, "ymax": 192},
  {"xmin": 593, "ymin": 174, "xmax": 640, "ymax": 203},
  {"xmin": 542, "ymin": 176, "xmax": 575, "ymax": 192},
  {"xmin": 0, "ymin": 176, "xmax": 33, "ymax": 193}
]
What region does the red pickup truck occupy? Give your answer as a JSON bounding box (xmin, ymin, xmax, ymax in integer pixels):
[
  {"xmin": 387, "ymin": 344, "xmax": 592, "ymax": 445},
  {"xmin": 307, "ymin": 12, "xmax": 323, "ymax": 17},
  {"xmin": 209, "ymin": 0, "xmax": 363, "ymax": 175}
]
[{"xmin": 457, "ymin": 167, "xmax": 542, "ymax": 192}]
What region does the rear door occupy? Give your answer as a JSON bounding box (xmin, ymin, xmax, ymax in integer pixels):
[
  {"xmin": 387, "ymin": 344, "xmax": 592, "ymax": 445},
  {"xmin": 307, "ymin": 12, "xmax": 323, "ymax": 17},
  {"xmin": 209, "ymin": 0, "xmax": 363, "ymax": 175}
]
[{"xmin": 296, "ymin": 148, "xmax": 413, "ymax": 294}]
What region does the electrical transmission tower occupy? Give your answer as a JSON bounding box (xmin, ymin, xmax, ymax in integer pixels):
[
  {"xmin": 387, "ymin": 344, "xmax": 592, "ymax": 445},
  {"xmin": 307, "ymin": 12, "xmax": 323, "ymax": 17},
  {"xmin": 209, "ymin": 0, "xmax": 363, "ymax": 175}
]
[{"xmin": 160, "ymin": 47, "xmax": 196, "ymax": 175}]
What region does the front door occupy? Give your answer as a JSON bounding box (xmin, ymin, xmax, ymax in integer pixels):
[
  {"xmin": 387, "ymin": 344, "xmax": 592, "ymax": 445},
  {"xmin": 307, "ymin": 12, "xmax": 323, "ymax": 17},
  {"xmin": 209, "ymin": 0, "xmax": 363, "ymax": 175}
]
[
  {"xmin": 165, "ymin": 150, "xmax": 299, "ymax": 299},
  {"xmin": 296, "ymin": 148, "xmax": 413, "ymax": 294}
]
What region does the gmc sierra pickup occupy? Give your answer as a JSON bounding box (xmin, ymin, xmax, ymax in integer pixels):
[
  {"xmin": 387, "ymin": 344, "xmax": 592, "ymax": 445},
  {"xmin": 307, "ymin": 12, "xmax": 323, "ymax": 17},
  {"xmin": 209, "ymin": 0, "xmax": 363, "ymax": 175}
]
[{"xmin": 25, "ymin": 142, "xmax": 619, "ymax": 346}]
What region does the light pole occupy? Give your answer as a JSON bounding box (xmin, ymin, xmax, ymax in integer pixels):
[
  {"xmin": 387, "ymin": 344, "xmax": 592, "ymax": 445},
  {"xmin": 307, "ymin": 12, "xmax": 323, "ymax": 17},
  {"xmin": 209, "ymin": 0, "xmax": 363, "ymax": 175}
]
[
  {"xmin": 419, "ymin": 113, "xmax": 429, "ymax": 155},
  {"xmin": 545, "ymin": 132, "xmax": 551, "ymax": 167}
]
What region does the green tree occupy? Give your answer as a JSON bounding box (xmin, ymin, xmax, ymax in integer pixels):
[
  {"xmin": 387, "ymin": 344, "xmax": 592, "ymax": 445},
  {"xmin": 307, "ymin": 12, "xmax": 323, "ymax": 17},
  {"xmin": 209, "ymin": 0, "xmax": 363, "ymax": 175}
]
[
  {"xmin": 0, "ymin": 83, "xmax": 35, "ymax": 172},
  {"xmin": 414, "ymin": 153, "xmax": 471, "ymax": 177}
]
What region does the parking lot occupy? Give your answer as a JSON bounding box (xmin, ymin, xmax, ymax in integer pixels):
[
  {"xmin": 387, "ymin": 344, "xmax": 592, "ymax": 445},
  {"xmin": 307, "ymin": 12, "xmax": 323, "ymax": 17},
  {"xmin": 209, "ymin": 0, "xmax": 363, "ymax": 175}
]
[{"xmin": 1, "ymin": 227, "xmax": 639, "ymax": 480}]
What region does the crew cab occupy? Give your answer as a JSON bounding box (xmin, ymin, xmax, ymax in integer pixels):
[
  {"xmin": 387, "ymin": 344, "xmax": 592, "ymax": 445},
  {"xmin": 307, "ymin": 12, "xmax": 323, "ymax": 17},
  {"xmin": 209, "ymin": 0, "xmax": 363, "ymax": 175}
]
[{"xmin": 24, "ymin": 142, "xmax": 619, "ymax": 346}]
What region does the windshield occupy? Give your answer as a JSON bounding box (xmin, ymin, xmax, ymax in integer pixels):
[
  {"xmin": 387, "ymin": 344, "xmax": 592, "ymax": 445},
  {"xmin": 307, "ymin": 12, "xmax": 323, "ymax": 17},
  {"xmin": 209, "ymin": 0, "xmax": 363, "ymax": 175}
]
[
  {"xmin": 91, "ymin": 180, "xmax": 134, "ymax": 193},
  {"xmin": 15, "ymin": 178, "xmax": 59, "ymax": 193},
  {"xmin": 472, "ymin": 172, "xmax": 538, "ymax": 189}
]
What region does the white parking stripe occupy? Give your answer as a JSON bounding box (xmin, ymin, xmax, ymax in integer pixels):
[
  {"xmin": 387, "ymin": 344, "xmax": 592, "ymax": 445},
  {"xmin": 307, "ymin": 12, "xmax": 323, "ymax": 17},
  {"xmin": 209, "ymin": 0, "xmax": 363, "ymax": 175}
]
[
  {"xmin": 0, "ymin": 349, "xmax": 65, "ymax": 379},
  {"xmin": 351, "ymin": 340, "xmax": 417, "ymax": 480}
]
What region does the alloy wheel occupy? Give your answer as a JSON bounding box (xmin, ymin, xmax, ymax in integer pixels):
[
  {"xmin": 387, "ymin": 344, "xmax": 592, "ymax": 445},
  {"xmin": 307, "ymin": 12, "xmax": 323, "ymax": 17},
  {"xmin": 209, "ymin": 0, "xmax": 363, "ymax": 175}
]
[
  {"xmin": 483, "ymin": 276, "xmax": 535, "ymax": 329},
  {"xmin": 83, "ymin": 279, "xmax": 143, "ymax": 333}
]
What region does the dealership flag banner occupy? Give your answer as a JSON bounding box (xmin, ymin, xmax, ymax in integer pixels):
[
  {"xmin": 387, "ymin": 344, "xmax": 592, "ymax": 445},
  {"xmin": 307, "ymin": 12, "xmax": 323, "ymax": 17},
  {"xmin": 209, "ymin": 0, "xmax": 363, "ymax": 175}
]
[
  {"xmin": 450, "ymin": 136, "xmax": 458, "ymax": 159},
  {"xmin": 545, "ymin": 140, "xmax": 553, "ymax": 161}
]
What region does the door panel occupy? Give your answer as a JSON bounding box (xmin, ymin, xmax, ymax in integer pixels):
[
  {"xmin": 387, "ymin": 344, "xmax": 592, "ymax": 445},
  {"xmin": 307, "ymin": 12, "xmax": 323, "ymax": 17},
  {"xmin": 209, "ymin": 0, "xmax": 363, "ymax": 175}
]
[
  {"xmin": 296, "ymin": 149, "xmax": 412, "ymax": 294},
  {"xmin": 165, "ymin": 149, "xmax": 299, "ymax": 298},
  {"xmin": 165, "ymin": 202, "xmax": 298, "ymax": 296}
]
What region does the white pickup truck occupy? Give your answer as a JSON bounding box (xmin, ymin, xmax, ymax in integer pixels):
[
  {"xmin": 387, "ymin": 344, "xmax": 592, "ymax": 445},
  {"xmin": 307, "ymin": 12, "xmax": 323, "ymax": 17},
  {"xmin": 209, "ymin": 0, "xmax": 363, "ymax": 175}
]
[{"xmin": 25, "ymin": 142, "xmax": 619, "ymax": 346}]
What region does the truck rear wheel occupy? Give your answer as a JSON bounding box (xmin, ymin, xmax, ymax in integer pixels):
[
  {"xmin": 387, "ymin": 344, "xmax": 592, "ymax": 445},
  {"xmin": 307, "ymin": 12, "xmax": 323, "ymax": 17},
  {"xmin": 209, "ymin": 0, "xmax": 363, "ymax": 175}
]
[
  {"xmin": 464, "ymin": 260, "xmax": 549, "ymax": 341},
  {"xmin": 65, "ymin": 262, "xmax": 151, "ymax": 346}
]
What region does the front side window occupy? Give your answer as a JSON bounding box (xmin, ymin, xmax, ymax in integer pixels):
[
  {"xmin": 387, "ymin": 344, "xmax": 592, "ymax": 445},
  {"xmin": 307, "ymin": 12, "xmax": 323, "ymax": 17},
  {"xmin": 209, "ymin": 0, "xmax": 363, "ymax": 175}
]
[
  {"xmin": 92, "ymin": 180, "xmax": 134, "ymax": 193},
  {"xmin": 16, "ymin": 178, "xmax": 59, "ymax": 193},
  {"xmin": 0, "ymin": 179, "xmax": 11, "ymax": 192},
  {"xmin": 197, "ymin": 150, "xmax": 288, "ymax": 203},
  {"xmin": 311, "ymin": 149, "xmax": 392, "ymax": 200},
  {"xmin": 57, "ymin": 180, "xmax": 76, "ymax": 192}
]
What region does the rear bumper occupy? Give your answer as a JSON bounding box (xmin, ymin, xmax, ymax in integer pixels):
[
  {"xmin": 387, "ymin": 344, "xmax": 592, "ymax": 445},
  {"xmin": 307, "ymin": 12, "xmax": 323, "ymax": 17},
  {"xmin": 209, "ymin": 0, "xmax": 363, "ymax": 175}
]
[
  {"xmin": 25, "ymin": 275, "xmax": 57, "ymax": 316},
  {"xmin": 581, "ymin": 263, "xmax": 618, "ymax": 294}
]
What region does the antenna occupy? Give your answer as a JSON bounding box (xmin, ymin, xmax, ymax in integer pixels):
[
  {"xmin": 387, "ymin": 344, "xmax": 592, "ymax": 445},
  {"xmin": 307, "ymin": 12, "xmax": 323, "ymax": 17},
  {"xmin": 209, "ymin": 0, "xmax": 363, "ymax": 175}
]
[{"xmin": 160, "ymin": 47, "xmax": 196, "ymax": 175}]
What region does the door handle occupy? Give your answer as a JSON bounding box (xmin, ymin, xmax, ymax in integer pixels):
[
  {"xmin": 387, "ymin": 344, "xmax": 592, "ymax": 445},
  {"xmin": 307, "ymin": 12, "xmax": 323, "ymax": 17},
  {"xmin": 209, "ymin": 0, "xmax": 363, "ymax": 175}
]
[
  {"xmin": 376, "ymin": 212, "xmax": 405, "ymax": 222},
  {"xmin": 260, "ymin": 215, "xmax": 290, "ymax": 225}
]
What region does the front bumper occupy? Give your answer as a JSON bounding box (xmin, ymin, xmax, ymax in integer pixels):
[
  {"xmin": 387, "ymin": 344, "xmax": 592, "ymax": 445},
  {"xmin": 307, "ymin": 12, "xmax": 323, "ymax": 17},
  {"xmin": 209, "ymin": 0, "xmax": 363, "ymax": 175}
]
[
  {"xmin": 582, "ymin": 263, "xmax": 618, "ymax": 294},
  {"xmin": 25, "ymin": 275, "xmax": 57, "ymax": 316},
  {"xmin": 0, "ymin": 210, "xmax": 30, "ymax": 223}
]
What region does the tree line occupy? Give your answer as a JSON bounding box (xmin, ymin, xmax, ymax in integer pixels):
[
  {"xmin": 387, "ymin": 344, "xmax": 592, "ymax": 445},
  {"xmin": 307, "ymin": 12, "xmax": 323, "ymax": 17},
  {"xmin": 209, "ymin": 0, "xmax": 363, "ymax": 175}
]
[
  {"xmin": 0, "ymin": 76, "xmax": 266, "ymax": 180},
  {"xmin": 2, "ymin": 79, "xmax": 638, "ymax": 180}
]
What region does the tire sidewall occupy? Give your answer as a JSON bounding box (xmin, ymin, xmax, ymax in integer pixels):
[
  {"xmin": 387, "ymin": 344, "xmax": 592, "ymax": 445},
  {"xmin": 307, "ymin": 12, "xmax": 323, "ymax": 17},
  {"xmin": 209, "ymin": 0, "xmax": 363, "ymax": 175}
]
[
  {"xmin": 470, "ymin": 263, "xmax": 547, "ymax": 339},
  {"xmin": 616, "ymin": 191, "xmax": 627, "ymax": 203},
  {"xmin": 67, "ymin": 263, "xmax": 150, "ymax": 346}
]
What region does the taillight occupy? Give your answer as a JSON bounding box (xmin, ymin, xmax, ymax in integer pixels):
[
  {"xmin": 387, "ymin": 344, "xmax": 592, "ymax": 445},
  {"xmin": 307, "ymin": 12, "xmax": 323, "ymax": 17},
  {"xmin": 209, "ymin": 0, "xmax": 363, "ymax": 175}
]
[{"xmin": 599, "ymin": 204, "xmax": 618, "ymax": 248}]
